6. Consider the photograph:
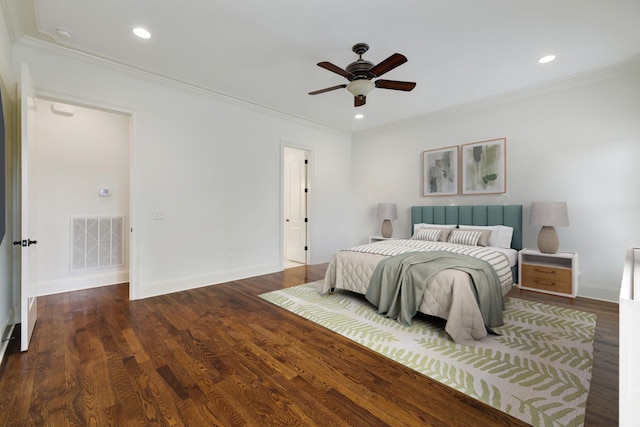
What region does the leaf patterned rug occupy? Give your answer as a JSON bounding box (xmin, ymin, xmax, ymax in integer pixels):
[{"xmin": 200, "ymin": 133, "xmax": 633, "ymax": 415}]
[{"xmin": 259, "ymin": 281, "xmax": 596, "ymax": 427}]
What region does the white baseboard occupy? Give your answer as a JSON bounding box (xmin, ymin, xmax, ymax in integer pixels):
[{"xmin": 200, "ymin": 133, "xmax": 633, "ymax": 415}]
[
  {"xmin": 34, "ymin": 270, "xmax": 130, "ymax": 296},
  {"xmin": 1, "ymin": 309, "xmax": 16, "ymax": 366},
  {"xmin": 577, "ymin": 282, "xmax": 619, "ymax": 304},
  {"xmin": 136, "ymin": 263, "xmax": 281, "ymax": 300}
]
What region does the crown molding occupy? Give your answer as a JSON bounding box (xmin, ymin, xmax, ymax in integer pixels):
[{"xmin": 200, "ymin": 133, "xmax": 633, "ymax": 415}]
[
  {"xmin": 14, "ymin": 36, "xmax": 351, "ymax": 138},
  {"xmin": 12, "ymin": 25, "xmax": 639, "ymax": 140},
  {"xmin": 356, "ymin": 55, "xmax": 640, "ymax": 137}
]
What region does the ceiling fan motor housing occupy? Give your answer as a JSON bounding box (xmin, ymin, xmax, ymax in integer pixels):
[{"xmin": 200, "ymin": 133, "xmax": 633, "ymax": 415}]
[
  {"xmin": 347, "ymin": 43, "xmax": 375, "ymax": 80},
  {"xmin": 346, "ymin": 60, "xmax": 375, "ymax": 80}
]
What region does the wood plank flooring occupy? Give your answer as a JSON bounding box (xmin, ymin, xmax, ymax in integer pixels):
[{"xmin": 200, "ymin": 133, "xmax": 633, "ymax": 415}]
[{"xmin": 0, "ymin": 264, "xmax": 618, "ymax": 426}]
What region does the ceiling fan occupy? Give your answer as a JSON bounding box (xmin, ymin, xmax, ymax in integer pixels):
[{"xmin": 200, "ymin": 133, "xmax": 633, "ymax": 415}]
[{"xmin": 309, "ymin": 43, "xmax": 416, "ymax": 107}]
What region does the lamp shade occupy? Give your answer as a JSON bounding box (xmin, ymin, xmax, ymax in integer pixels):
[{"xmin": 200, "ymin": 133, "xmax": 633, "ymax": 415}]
[
  {"xmin": 529, "ymin": 202, "xmax": 569, "ymax": 227},
  {"xmin": 377, "ymin": 203, "xmax": 398, "ymax": 220}
]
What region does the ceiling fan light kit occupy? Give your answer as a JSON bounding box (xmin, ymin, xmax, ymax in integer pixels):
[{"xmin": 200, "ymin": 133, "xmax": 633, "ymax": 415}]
[
  {"xmin": 309, "ymin": 43, "xmax": 416, "ymax": 107},
  {"xmin": 346, "ymin": 79, "xmax": 374, "ymax": 96}
]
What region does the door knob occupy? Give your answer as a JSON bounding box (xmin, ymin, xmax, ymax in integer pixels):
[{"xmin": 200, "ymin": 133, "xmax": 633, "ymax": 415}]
[{"xmin": 12, "ymin": 239, "xmax": 38, "ymax": 247}]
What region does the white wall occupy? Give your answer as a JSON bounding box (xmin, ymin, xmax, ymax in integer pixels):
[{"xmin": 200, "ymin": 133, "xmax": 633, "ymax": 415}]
[
  {"xmin": 12, "ymin": 42, "xmax": 352, "ymax": 299},
  {"xmin": 34, "ymin": 98, "xmax": 130, "ymax": 295},
  {"xmin": 352, "ymin": 64, "xmax": 640, "ymax": 302},
  {"xmin": 11, "ymin": 36, "xmax": 636, "ymax": 304}
]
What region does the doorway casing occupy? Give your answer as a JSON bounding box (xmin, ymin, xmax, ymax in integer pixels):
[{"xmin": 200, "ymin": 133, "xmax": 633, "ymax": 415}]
[
  {"xmin": 18, "ymin": 88, "xmax": 137, "ymax": 302},
  {"xmin": 282, "ymin": 143, "xmax": 311, "ymax": 267}
]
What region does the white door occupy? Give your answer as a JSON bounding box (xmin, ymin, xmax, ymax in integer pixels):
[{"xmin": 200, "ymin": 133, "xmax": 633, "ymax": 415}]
[
  {"xmin": 18, "ymin": 63, "xmax": 39, "ymax": 351},
  {"xmin": 284, "ymin": 147, "xmax": 308, "ymax": 264}
]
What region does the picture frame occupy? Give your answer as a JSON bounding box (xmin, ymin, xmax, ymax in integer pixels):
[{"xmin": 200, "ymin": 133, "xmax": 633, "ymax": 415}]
[
  {"xmin": 422, "ymin": 146, "xmax": 459, "ymax": 196},
  {"xmin": 461, "ymin": 138, "xmax": 506, "ymax": 195}
]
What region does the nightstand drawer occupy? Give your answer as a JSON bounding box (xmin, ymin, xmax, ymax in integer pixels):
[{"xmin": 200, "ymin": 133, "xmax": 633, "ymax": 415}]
[{"xmin": 522, "ymin": 264, "xmax": 572, "ymax": 294}]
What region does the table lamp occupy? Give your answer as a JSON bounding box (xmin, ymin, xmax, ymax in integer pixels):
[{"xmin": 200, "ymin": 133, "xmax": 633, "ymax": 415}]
[
  {"xmin": 377, "ymin": 203, "xmax": 398, "ymax": 238},
  {"xmin": 529, "ymin": 202, "xmax": 569, "ymax": 254}
]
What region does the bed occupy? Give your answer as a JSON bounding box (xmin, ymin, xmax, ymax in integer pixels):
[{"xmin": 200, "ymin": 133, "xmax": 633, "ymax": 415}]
[{"xmin": 320, "ymin": 205, "xmax": 523, "ymax": 346}]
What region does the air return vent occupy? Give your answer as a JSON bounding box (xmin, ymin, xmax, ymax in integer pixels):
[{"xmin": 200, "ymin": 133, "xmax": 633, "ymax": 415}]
[{"xmin": 71, "ymin": 217, "xmax": 123, "ymax": 271}]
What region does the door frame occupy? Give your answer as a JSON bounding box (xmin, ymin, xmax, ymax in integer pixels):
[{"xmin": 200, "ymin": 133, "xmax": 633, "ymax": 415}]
[
  {"xmin": 23, "ymin": 89, "xmax": 138, "ymax": 300},
  {"xmin": 281, "ymin": 142, "xmax": 312, "ymax": 267}
]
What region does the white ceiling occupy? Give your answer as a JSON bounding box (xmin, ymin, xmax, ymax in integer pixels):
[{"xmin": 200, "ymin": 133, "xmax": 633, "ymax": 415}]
[{"xmin": 4, "ymin": 0, "xmax": 640, "ymax": 132}]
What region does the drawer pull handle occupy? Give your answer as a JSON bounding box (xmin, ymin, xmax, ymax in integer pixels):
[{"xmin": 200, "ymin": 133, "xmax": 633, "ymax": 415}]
[
  {"xmin": 534, "ymin": 268, "xmax": 556, "ymax": 274},
  {"xmin": 535, "ymin": 280, "xmax": 555, "ymax": 286}
]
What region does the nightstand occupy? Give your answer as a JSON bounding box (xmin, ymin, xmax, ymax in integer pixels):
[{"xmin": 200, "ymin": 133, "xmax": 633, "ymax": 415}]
[{"xmin": 518, "ymin": 249, "xmax": 578, "ymax": 302}]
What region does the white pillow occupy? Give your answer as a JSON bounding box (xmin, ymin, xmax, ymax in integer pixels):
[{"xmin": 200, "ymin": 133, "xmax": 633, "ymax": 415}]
[{"xmin": 458, "ymin": 225, "xmax": 514, "ymax": 249}]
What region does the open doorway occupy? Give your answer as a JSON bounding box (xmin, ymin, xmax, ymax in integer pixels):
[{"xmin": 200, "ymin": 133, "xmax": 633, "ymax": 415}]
[
  {"xmin": 32, "ymin": 97, "xmax": 131, "ymax": 295},
  {"xmin": 283, "ymin": 146, "xmax": 310, "ymax": 269}
]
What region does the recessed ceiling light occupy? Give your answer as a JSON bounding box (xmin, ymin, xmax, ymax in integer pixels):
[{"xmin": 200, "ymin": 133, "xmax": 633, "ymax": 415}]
[
  {"xmin": 133, "ymin": 27, "xmax": 151, "ymax": 39},
  {"xmin": 355, "ymin": 114, "xmax": 364, "ymax": 119},
  {"xmin": 538, "ymin": 55, "xmax": 556, "ymax": 64}
]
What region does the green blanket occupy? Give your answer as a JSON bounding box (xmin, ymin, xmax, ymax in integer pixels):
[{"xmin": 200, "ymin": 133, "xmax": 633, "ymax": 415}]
[{"xmin": 365, "ymin": 251, "xmax": 504, "ymax": 328}]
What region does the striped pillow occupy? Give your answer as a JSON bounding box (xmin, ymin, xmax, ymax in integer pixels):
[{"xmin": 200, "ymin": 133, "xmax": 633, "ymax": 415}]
[
  {"xmin": 411, "ymin": 227, "xmax": 442, "ymax": 242},
  {"xmin": 413, "ymin": 224, "xmax": 454, "ymax": 242},
  {"xmin": 453, "ymin": 228, "xmax": 491, "ymax": 246},
  {"xmin": 448, "ymin": 229, "xmax": 482, "ymax": 246}
]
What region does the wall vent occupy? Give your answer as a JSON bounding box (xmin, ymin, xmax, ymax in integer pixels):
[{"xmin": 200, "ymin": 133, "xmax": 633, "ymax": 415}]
[{"xmin": 71, "ymin": 217, "xmax": 123, "ymax": 271}]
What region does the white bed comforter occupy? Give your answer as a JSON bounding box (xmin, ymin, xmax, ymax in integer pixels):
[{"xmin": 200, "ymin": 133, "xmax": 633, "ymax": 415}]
[{"xmin": 320, "ymin": 239, "xmax": 513, "ymax": 346}]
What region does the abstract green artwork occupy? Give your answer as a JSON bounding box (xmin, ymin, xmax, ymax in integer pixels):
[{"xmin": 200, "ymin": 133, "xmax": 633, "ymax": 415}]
[{"xmin": 462, "ymin": 138, "xmax": 506, "ymax": 194}]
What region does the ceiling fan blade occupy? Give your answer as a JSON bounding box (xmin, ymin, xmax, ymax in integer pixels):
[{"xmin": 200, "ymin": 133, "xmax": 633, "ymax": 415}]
[
  {"xmin": 308, "ymin": 84, "xmax": 347, "ymax": 95},
  {"xmin": 354, "ymin": 95, "xmax": 366, "ymax": 107},
  {"xmin": 375, "ymin": 79, "xmax": 416, "ymax": 91},
  {"xmin": 369, "ymin": 53, "xmax": 407, "ymax": 77},
  {"xmin": 317, "ymin": 61, "xmax": 354, "ymax": 79}
]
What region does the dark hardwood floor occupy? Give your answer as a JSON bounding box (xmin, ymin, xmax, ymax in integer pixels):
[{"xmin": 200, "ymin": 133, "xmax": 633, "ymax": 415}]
[{"xmin": 0, "ymin": 264, "xmax": 618, "ymax": 426}]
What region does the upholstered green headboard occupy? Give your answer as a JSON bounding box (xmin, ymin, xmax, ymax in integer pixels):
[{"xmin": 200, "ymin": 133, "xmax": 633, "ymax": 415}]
[{"xmin": 410, "ymin": 205, "xmax": 523, "ymax": 250}]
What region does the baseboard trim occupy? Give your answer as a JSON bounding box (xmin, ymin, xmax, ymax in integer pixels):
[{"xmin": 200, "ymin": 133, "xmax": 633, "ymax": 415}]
[
  {"xmin": 1, "ymin": 312, "xmax": 16, "ymax": 367},
  {"xmin": 136, "ymin": 263, "xmax": 281, "ymax": 300},
  {"xmin": 578, "ymin": 282, "xmax": 619, "ymax": 304},
  {"xmin": 34, "ymin": 270, "xmax": 130, "ymax": 296}
]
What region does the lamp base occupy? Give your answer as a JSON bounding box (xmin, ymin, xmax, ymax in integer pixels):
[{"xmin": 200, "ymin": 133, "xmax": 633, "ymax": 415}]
[
  {"xmin": 537, "ymin": 226, "xmax": 559, "ymax": 254},
  {"xmin": 381, "ymin": 220, "xmax": 393, "ymax": 238}
]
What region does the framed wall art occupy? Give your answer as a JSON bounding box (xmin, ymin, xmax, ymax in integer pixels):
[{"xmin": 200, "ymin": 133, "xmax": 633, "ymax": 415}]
[
  {"xmin": 461, "ymin": 138, "xmax": 506, "ymax": 195},
  {"xmin": 422, "ymin": 146, "xmax": 458, "ymax": 196}
]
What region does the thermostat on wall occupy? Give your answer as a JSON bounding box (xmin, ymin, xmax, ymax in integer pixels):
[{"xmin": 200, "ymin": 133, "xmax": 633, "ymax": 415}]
[{"xmin": 99, "ymin": 188, "xmax": 110, "ymax": 196}]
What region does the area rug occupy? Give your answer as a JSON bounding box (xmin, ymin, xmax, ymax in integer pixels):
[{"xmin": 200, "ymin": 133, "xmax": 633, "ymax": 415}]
[{"xmin": 259, "ymin": 281, "xmax": 596, "ymax": 427}]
